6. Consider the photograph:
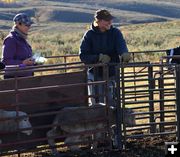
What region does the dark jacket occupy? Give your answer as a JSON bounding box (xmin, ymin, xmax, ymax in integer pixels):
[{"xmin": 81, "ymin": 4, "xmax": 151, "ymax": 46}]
[
  {"xmin": 79, "ymin": 24, "xmax": 128, "ymax": 77},
  {"xmin": 166, "ymin": 46, "xmax": 180, "ymax": 64},
  {"xmin": 2, "ymin": 31, "xmax": 33, "ymax": 78}
]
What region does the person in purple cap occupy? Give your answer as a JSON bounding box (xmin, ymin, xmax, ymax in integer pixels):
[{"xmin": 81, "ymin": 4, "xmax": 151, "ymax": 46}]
[{"xmin": 1, "ymin": 13, "xmax": 34, "ymax": 79}]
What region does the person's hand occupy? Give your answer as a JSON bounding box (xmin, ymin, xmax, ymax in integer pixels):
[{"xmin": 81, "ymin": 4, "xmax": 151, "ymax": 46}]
[
  {"xmin": 0, "ymin": 62, "xmax": 5, "ymax": 70},
  {"xmin": 121, "ymin": 53, "xmax": 131, "ymax": 63},
  {"xmin": 22, "ymin": 58, "xmax": 34, "ymax": 66},
  {"xmin": 99, "ymin": 54, "xmax": 111, "ymax": 63}
]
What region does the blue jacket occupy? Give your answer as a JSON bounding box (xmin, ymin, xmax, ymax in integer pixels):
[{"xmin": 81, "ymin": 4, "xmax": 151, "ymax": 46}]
[
  {"xmin": 2, "ymin": 31, "xmax": 33, "ymax": 78},
  {"xmin": 79, "ymin": 24, "xmax": 128, "ymax": 77}
]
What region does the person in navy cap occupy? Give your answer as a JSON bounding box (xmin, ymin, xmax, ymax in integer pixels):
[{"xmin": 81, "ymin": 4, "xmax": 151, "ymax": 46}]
[
  {"xmin": 1, "ymin": 13, "xmax": 34, "ymax": 79},
  {"xmin": 79, "ymin": 9, "xmax": 130, "ymax": 105},
  {"xmin": 79, "ymin": 9, "xmax": 130, "ymax": 148}
]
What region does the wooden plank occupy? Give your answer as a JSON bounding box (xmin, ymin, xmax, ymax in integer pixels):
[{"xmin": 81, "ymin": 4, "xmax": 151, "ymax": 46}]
[
  {"xmin": 0, "ymin": 71, "xmax": 88, "ymax": 107},
  {"xmin": 0, "ymin": 71, "xmax": 87, "ymax": 89}
]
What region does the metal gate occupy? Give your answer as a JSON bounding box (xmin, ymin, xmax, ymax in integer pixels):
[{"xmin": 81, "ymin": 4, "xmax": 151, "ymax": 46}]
[{"xmin": 116, "ymin": 62, "xmax": 179, "ymax": 149}]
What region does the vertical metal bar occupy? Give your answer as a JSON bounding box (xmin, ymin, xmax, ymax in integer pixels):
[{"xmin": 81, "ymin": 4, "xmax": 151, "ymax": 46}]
[
  {"xmin": 14, "ymin": 75, "xmax": 21, "ymax": 156},
  {"xmin": 120, "ymin": 64, "xmax": 127, "ymax": 147},
  {"xmin": 148, "ymin": 65, "xmax": 156, "ymax": 133},
  {"xmin": 103, "ymin": 64, "xmax": 109, "ymax": 104},
  {"xmin": 159, "ymin": 65, "xmax": 165, "ymax": 133},
  {"xmin": 115, "ymin": 65, "xmax": 123, "ymax": 150},
  {"xmin": 64, "ymin": 56, "xmax": 67, "ymax": 73},
  {"xmin": 175, "ymin": 65, "xmax": 180, "ymax": 142},
  {"xmin": 132, "ymin": 55, "xmax": 137, "ymax": 102},
  {"xmin": 94, "ymin": 66, "xmax": 99, "ymax": 103},
  {"xmin": 84, "ymin": 66, "xmax": 89, "ymax": 106},
  {"xmin": 102, "ymin": 64, "xmax": 112, "ymax": 150}
]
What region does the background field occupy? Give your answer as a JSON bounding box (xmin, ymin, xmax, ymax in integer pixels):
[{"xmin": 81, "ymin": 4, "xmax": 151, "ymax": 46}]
[{"xmin": 0, "ymin": 0, "xmax": 180, "ymax": 63}]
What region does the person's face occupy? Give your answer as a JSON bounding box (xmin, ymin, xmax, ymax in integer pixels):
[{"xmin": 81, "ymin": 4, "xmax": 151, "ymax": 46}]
[
  {"xmin": 17, "ymin": 23, "xmax": 31, "ymax": 34},
  {"xmin": 98, "ymin": 19, "xmax": 112, "ymax": 32}
]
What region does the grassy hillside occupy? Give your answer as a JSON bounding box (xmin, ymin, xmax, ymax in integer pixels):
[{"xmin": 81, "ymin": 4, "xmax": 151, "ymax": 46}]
[
  {"xmin": 0, "ymin": 20, "xmax": 179, "ymax": 63},
  {"xmin": 0, "ymin": 0, "xmax": 179, "ymax": 62},
  {"xmin": 0, "ymin": 0, "xmax": 180, "ymax": 25},
  {"xmin": 31, "ymin": 20, "xmax": 180, "ymax": 61}
]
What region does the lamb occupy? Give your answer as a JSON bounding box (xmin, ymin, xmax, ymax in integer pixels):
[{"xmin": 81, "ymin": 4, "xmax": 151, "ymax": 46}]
[
  {"xmin": 46, "ymin": 103, "xmax": 135, "ymax": 155},
  {"xmin": 0, "ymin": 110, "xmax": 32, "ymax": 144}
]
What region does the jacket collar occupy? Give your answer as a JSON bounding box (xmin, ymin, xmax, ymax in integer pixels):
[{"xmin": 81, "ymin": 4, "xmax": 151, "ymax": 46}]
[{"xmin": 91, "ymin": 22, "xmax": 113, "ymax": 34}]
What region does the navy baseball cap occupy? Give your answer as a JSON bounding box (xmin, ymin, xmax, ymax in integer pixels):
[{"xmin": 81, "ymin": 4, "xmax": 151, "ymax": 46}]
[
  {"xmin": 94, "ymin": 9, "xmax": 114, "ymax": 21},
  {"xmin": 13, "ymin": 13, "xmax": 33, "ymax": 26}
]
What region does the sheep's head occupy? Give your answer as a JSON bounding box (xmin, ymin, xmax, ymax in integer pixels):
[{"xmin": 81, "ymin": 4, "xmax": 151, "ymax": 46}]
[
  {"xmin": 124, "ymin": 108, "xmax": 136, "ymax": 127},
  {"xmin": 18, "ymin": 111, "xmax": 32, "ymax": 136}
]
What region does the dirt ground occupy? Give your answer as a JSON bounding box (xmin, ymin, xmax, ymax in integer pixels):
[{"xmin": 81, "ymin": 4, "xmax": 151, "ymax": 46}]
[
  {"xmin": 30, "ymin": 135, "xmax": 175, "ymax": 157},
  {"xmin": 1, "ymin": 135, "xmax": 176, "ymax": 157}
]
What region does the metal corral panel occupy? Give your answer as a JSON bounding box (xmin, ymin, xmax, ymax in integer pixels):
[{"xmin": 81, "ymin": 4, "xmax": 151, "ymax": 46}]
[{"xmin": 0, "ymin": 70, "xmax": 88, "ymax": 154}]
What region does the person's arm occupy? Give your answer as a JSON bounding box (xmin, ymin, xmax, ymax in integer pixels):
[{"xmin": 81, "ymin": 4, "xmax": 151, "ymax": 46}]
[
  {"xmin": 79, "ymin": 32, "xmax": 99, "ymax": 64},
  {"xmin": 115, "ymin": 28, "xmax": 131, "ymax": 63},
  {"xmin": 115, "ymin": 28, "xmax": 128, "ymax": 55},
  {"xmin": 2, "ymin": 37, "xmax": 33, "ymax": 67},
  {"xmin": 2, "ymin": 37, "xmax": 23, "ymax": 65}
]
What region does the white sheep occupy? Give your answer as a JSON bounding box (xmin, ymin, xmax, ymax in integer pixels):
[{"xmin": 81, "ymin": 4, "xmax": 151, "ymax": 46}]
[{"xmin": 0, "ymin": 110, "xmax": 32, "ymax": 144}]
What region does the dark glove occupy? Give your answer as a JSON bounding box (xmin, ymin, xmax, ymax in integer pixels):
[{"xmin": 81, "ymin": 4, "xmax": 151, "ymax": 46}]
[
  {"xmin": 99, "ymin": 54, "xmax": 111, "ymax": 63},
  {"xmin": 121, "ymin": 53, "xmax": 131, "ymax": 63},
  {"xmin": 0, "ymin": 62, "xmax": 5, "ymax": 70}
]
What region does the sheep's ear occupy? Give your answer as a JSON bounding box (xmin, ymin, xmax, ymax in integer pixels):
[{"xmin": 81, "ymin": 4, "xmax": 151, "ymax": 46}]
[
  {"xmin": 110, "ymin": 106, "xmax": 116, "ymax": 110},
  {"xmin": 98, "ymin": 103, "xmax": 106, "ymax": 106}
]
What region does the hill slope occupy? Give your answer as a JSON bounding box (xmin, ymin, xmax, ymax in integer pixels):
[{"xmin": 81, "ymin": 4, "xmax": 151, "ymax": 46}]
[
  {"xmin": 0, "ymin": 0, "xmax": 179, "ymax": 27},
  {"xmin": 0, "ymin": 0, "xmax": 179, "ymax": 59}
]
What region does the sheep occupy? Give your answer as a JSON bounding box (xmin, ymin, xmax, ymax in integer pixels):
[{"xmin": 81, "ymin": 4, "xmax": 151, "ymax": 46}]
[
  {"xmin": 0, "ymin": 110, "xmax": 32, "ymax": 144},
  {"xmin": 46, "ymin": 103, "xmax": 136, "ymax": 156}
]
